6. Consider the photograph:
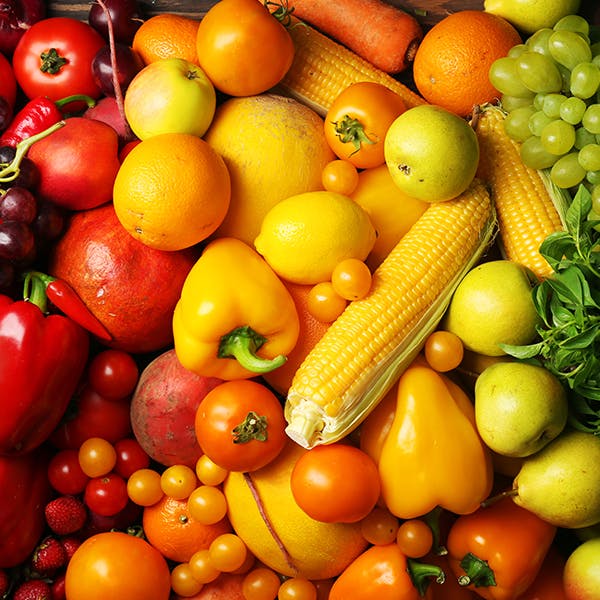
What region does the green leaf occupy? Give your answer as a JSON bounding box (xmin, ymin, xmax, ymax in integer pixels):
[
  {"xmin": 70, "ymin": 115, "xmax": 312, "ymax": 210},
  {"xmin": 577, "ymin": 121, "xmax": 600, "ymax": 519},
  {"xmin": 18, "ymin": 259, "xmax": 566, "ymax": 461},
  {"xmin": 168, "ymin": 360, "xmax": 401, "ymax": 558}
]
[
  {"xmin": 565, "ymin": 185, "xmax": 592, "ymax": 239},
  {"xmin": 560, "ymin": 326, "xmax": 600, "ymax": 350},
  {"xmin": 499, "ymin": 341, "xmax": 545, "ymax": 359},
  {"xmin": 539, "ymin": 231, "xmax": 577, "ymax": 266}
]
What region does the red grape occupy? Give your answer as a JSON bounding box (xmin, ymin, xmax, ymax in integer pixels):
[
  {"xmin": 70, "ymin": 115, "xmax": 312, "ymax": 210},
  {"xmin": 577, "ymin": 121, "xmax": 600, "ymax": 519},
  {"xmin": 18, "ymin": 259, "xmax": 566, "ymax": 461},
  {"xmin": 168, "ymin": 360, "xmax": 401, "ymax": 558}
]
[
  {"xmin": 0, "ymin": 187, "xmax": 37, "ymax": 224},
  {"xmin": 0, "ymin": 97, "xmax": 12, "ymax": 134},
  {"xmin": 91, "ymin": 43, "xmax": 144, "ymax": 97},
  {"xmin": 88, "ymin": 0, "xmax": 143, "ymax": 45},
  {"xmin": 0, "ymin": 221, "xmax": 35, "ymax": 261}
]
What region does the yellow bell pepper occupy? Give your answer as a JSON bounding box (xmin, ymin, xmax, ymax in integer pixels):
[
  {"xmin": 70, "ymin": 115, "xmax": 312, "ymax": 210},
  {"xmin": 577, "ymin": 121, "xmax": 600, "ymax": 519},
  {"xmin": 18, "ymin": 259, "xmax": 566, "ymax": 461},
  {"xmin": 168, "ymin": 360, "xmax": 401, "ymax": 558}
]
[
  {"xmin": 173, "ymin": 237, "xmax": 300, "ymax": 380},
  {"xmin": 378, "ymin": 364, "xmax": 493, "ymax": 519}
]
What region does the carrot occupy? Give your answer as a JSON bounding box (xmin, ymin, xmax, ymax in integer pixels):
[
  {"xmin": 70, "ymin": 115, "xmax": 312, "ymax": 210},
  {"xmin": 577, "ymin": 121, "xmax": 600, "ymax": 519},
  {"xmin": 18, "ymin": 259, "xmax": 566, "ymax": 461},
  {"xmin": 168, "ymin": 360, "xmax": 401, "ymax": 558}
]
[{"xmin": 281, "ymin": 0, "xmax": 423, "ymax": 73}]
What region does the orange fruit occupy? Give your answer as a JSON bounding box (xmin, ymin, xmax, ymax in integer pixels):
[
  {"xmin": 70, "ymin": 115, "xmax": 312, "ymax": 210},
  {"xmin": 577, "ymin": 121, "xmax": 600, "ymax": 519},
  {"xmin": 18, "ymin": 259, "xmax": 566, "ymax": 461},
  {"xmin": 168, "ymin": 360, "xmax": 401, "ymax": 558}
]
[
  {"xmin": 132, "ymin": 13, "xmax": 200, "ymax": 65},
  {"xmin": 262, "ymin": 282, "xmax": 331, "ymax": 395},
  {"xmin": 143, "ymin": 495, "xmax": 232, "ymax": 563},
  {"xmin": 113, "ymin": 133, "xmax": 231, "ymax": 251},
  {"xmin": 412, "ymin": 10, "xmax": 522, "ymax": 117}
]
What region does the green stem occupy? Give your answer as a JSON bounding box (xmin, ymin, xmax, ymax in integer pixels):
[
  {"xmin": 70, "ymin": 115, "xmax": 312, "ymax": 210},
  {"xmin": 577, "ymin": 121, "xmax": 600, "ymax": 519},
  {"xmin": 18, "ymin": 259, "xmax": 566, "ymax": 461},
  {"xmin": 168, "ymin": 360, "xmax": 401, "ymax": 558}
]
[
  {"xmin": 218, "ymin": 325, "xmax": 287, "ymax": 373},
  {"xmin": 22, "ymin": 271, "xmax": 48, "ymax": 314},
  {"xmin": 407, "ymin": 558, "xmax": 446, "ymax": 596},
  {"xmin": 0, "ymin": 120, "xmax": 66, "ymax": 182},
  {"xmin": 55, "ymin": 94, "xmax": 97, "ymax": 110}
]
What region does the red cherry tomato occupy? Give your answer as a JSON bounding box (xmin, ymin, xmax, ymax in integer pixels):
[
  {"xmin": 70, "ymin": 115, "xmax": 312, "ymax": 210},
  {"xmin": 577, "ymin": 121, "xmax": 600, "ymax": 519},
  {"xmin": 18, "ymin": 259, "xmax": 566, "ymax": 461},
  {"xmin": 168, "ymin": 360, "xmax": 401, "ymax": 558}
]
[
  {"xmin": 47, "ymin": 448, "xmax": 90, "ymax": 495},
  {"xmin": 12, "ymin": 17, "xmax": 105, "ymax": 105},
  {"xmin": 84, "ymin": 472, "xmax": 129, "ymax": 517},
  {"xmin": 87, "ymin": 349, "xmax": 139, "ymax": 401},
  {"xmin": 114, "ymin": 438, "xmax": 151, "ymax": 479},
  {"xmin": 50, "ymin": 384, "xmax": 132, "ymax": 450},
  {"xmin": 194, "ymin": 379, "xmax": 287, "ymax": 472}
]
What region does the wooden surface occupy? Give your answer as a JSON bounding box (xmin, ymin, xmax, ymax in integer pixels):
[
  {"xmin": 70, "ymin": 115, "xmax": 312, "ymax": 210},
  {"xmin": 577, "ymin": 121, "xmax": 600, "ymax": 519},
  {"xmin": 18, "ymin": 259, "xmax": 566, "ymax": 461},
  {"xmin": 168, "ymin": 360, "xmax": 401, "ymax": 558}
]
[{"xmin": 48, "ymin": 0, "xmax": 485, "ymax": 27}]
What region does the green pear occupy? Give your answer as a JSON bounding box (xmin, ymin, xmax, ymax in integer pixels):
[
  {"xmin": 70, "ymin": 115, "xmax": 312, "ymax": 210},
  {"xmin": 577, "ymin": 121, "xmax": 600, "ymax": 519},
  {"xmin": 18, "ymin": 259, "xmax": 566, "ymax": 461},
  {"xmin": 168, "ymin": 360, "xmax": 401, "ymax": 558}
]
[
  {"xmin": 443, "ymin": 260, "xmax": 540, "ymax": 356},
  {"xmin": 475, "ymin": 362, "xmax": 568, "ymax": 457},
  {"xmin": 512, "ymin": 429, "xmax": 600, "ymax": 529},
  {"xmin": 484, "ymin": 0, "xmax": 581, "ymax": 34}
]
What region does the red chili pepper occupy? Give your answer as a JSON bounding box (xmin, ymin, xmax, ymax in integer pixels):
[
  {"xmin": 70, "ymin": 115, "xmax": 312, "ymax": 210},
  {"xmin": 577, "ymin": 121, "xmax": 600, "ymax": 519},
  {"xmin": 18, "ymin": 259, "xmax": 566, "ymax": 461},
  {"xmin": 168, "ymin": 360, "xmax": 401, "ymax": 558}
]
[
  {"xmin": 0, "ymin": 279, "xmax": 89, "ymax": 455},
  {"xmin": 24, "ymin": 270, "xmax": 112, "ymax": 341},
  {"xmin": 0, "ymin": 447, "xmax": 52, "ymax": 568},
  {"xmin": 0, "ymin": 93, "xmax": 96, "ymax": 147}
]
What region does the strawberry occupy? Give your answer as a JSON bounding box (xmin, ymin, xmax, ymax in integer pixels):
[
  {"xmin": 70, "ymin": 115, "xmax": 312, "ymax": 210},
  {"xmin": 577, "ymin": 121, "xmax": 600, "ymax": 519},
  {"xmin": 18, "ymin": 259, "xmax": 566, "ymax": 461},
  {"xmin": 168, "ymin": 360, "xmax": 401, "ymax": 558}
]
[
  {"xmin": 13, "ymin": 579, "xmax": 52, "ymax": 600},
  {"xmin": 31, "ymin": 536, "xmax": 67, "ymax": 576},
  {"xmin": 44, "ymin": 495, "xmax": 87, "ymax": 535},
  {"xmin": 59, "ymin": 536, "xmax": 81, "ymax": 563}
]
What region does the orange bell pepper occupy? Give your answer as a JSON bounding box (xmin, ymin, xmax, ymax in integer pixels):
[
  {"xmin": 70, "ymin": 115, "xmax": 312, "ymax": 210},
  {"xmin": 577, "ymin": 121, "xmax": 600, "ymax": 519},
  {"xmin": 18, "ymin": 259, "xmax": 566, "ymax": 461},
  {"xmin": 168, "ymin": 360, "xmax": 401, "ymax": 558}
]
[
  {"xmin": 378, "ymin": 364, "xmax": 494, "ymax": 519},
  {"xmin": 446, "ymin": 497, "xmax": 557, "ymax": 600},
  {"xmin": 172, "ymin": 237, "xmax": 300, "ymax": 380}
]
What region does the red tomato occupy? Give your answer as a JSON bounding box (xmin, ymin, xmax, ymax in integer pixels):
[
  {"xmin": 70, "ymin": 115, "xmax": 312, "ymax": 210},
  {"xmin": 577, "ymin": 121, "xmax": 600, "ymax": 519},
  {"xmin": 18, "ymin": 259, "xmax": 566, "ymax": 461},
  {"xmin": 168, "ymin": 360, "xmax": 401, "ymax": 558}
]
[
  {"xmin": 12, "ymin": 17, "xmax": 105, "ymax": 105},
  {"xmin": 290, "ymin": 443, "xmax": 381, "ymax": 523},
  {"xmin": 84, "ymin": 472, "xmax": 129, "ymax": 517},
  {"xmin": 0, "ymin": 51, "xmax": 17, "ymax": 108},
  {"xmin": 47, "ymin": 448, "xmax": 90, "ymax": 495},
  {"xmin": 194, "ymin": 379, "xmax": 287, "ymax": 472},
  {"xmin": 50, "ymin": 384, "xmax": 132, "ymax": 450},
  {"xmin": 65, "ymin": 531, "xmax": 171, "ymax": 600},
  {"xmin": 324, "ymin": 82, "xmax": 407, "ymax": 169},
  {"xmin": 196, "ymin": 0, "xmax": 294, "ymax": 97},
  {"xmin": 87, "ymin": 349, "xmax": 140, "ymax": 401}
]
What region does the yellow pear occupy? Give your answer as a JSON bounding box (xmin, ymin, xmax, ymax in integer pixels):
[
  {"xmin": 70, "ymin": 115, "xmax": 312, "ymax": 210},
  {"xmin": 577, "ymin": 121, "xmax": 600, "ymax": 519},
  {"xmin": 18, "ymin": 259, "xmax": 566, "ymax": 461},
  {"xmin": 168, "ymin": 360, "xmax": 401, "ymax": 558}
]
[{"xmin": 223, "ymin": 440, "xmax": 368, "ymax": 579}]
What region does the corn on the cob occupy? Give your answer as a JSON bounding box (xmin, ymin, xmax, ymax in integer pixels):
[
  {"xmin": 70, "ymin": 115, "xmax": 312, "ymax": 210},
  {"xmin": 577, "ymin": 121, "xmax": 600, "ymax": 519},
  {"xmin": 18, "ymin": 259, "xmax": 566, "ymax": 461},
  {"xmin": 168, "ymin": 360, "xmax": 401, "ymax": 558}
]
[
  {"xmin": 276, "ymin": 19, "xmax": 426, "ymax": 117},
  {"xmin": 474, "ymin": 105, "xmax": 567, "ymax": 280},
  {"xmin": 285, "ymin": 179, "xmax": 496, "ymax": 449}
]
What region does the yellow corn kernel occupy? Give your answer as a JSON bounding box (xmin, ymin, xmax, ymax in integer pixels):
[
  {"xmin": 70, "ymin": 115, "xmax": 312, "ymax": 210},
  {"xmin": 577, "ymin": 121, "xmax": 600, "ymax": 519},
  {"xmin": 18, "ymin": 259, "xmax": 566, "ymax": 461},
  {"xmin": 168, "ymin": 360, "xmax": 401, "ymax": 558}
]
[
  {"xmin": 474, "ymin": 105, "xmax": 566, "ymax": 280},
  {"xmin": 277, "ymin": 19, "xmax": 426, "ymax": 117},
  {"xmin": 285, "ymin": 179, "xmax": 496, "ymax": 449}
]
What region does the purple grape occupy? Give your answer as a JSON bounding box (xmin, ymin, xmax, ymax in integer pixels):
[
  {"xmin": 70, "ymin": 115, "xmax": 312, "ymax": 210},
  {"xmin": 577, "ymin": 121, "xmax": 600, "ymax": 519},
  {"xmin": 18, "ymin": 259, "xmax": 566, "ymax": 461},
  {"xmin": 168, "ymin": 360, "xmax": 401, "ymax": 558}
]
[
  {"xmin": 0, "ymin": 145, "xmax": 15, "ymax": 164},
  {"xmin": 91, "ymin": 43, "xmax": 144, "ymax": 97},
  {"xmin": 0, "ymin": 261, "xmax": 16, "ymax": 292},
  {"xmin": 0, "ymin": 221, "xmax": 35, "ymax": 261},
  {"xmin": 32, "ymin": 201, "xmax": 65, "ymax": 241},
  {"xmin": 0, "ymin": 96, "xmax": 13, "ymax": 135},
  {"xmin": 0, "ymin": 187, "xmax": 38, "ymax": 224},
  {"xmin": 11, "ymin": 157, "xmax": 40, "ymax": 190},
  {"xmin": 88, "ymin": 0, "xmax": 143, "ymax": 45}
]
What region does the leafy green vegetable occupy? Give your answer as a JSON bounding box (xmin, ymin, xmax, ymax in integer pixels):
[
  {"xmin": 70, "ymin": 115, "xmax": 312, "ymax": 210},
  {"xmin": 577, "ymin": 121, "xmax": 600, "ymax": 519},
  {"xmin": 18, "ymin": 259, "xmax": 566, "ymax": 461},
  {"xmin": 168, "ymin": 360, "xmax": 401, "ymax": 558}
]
[{"xmin": 500, "ymin": 185, "xmax": 600, "ymax": 435}]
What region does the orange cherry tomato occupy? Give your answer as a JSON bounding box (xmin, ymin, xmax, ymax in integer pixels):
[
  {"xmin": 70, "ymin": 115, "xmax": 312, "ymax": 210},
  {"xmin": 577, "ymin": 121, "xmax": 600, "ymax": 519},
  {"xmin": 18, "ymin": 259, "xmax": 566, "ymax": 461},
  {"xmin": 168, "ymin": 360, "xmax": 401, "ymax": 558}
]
[
  {"xmin": 321, "ymin": 159, "xmax": 360, "ymax": 195},
  {"xmin": 324, "ymin": 82, "xmax": 407, "ymax": 169},
  {"xmin": 196, "ymin": 0, "xmax": 294, "ymax": 96},
  {"xmin": 307, "ymin": 281, "xmax": 347, "ymax": 322},
  {"xmin": 424, "ymin": 330, "xmax": 464, "ymax": 373},
  {"xmin": 290, "ymin": 442, "xmax": 380, "ymax": 523},
  {"xmin": 65, "ymin": 531, "xmax": 171, "ymax": 600},
  {"xmin": 331, "ymin": 258, "xmax": 373, "ymax": 301}
]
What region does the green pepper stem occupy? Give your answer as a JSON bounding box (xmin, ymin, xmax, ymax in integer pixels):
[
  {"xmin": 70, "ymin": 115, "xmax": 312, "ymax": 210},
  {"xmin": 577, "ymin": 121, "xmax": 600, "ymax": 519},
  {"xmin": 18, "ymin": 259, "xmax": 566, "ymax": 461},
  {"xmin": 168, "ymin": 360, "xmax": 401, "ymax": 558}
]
[
  {"xmin": 458, "ymin": 552, "xmax": 496, "ymax": 588},
  {"xmin": 407, "ymin": 558, "xmax": 446, "ymax": 596},
  {"xmin": 22, "ymin": 271, "xmax": 48, "ymax": 314},
  {"xmin": 218, "ymin": 325, "xmax": 287, "ymax": 373},
  {"xmin": 55, "ymin": 94, "xmax": 97, "ymax": 110},
  {"xmin": 0, "ymin": 120, "xmax": 66, "ymax": 182}
]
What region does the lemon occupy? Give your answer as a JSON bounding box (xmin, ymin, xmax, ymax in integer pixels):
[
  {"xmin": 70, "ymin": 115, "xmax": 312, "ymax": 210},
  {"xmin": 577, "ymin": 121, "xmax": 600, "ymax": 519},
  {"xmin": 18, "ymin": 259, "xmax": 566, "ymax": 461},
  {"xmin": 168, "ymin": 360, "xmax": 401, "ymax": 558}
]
[{"xmin": 254, "ymin": 191, "xmax": 377, "ymax": 285}]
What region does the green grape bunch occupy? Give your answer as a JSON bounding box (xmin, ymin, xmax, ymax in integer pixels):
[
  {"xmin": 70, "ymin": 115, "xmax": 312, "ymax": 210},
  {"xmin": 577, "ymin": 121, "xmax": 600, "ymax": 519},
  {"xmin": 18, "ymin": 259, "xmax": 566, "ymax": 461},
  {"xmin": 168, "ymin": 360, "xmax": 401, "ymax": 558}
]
[{"xmin": 489, "ymin": 14, "xmax": 600, "ymax": 217}]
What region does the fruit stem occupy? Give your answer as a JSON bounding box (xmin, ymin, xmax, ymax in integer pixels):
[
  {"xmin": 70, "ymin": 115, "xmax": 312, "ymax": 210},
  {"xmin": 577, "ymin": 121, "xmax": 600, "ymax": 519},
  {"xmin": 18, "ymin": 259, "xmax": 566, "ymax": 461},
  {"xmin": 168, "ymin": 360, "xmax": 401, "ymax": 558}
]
[
  {"xmin": 218, "ymin": 325, "xmax": 287, "ymax": 373},
  {"xmin": 480, "ymin": 487, "xmax": 518, "ymax": 508}
]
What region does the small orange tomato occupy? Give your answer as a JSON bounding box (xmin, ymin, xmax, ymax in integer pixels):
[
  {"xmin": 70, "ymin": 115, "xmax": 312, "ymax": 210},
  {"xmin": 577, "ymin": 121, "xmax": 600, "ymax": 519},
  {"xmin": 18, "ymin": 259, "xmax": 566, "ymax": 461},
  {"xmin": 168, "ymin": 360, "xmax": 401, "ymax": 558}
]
[
  {"xmin": 307, "ymin": 281, "xmax": 347, "ymax": 323},
  {"xmin": 424, "ymin": 330, "xmax": 464, "ymax": 373},
  {"xmin": 196, "ymin": 0, "xmax": 294, "ymax": 96},
  {"xmin": 324, "ymin": 82, "xmax": 407, "ymax": 169},
  {"xmin": 290, "ymin": 443, "xmax": 380, "ymax": 523},
  {"xmin": 321, "ymin": 159, "xmax": 360, "ymax": 195},
  {"xmin": 331, "ymin": 258, "xmax": 372, "ymax": 301}
]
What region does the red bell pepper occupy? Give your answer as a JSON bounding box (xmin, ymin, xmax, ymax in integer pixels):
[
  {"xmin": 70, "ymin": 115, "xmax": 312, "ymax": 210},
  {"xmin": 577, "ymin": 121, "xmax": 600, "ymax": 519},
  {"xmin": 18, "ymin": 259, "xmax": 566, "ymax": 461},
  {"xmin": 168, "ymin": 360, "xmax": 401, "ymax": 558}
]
[
  {"xmin": 446, "ymin": 497, "xmax": 557, "ymax": 600},
  {"xmin": 0, "ymin": 447, "xmax": 52, "ymax": 568},
  {"xmin": 0, "ymin": 274, "xmax": 89, "ymax": 455}
]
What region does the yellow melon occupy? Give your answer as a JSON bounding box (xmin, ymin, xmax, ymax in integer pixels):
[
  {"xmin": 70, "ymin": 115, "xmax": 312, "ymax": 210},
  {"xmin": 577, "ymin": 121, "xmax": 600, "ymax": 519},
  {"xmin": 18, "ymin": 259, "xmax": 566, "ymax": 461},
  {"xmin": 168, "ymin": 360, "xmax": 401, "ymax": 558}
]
[{"xmin": 223, "ymin": 440, "xmax": 368, "ymax": 580}]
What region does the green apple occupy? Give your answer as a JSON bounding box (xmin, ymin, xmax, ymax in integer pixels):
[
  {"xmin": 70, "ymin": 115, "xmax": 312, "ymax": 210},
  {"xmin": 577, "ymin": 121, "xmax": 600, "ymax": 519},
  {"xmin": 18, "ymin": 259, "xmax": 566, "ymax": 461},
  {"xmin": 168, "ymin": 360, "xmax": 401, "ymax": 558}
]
[
  {"xmin": 124, "ymin": 57, "xmax": 216, "ymax": 140},
  {"xmin": 474, "ymin": 362, "xmax": 568, "ymax": 457},
  {"xmin": 442, "ymin": 260, "xmax": 540, "ymax": 356},
  {"xmin": 383, "ymin": 104, "xmax": 479, "ymax": 203},
  {"xmin": 564, "ymin": 537, "xmax": 600, "ymax": 599},
  {"xmin": 484, "ymin": 0, "xmax": 581, "ymax": 35}
]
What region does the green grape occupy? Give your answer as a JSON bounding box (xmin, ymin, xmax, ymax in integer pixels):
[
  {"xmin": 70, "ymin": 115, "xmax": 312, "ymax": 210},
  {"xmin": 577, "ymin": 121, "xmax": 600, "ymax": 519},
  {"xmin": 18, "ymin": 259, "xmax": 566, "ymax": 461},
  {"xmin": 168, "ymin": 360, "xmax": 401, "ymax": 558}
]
[
  {"xmin": 592, "ymin": 43, "xmax": 600, "ymax": 59},
  {"xmin": 533, "ymin": 93, "xmax": 547, "ymax": 110},
  {"xmin": 515, "ymin": 51, "xmax": 564, "ymax": 93},
  {"xmin": 578, "ymin": 143, "xmax": 600, "ymax": 171},
  {"xmin": 542, "ymin": 93, "xmax": 567, "ymax": 117},
  {"xmin": 575, "ymin": 124, "xmax": 597, "ymax": 149},
  {"xmin": 525, "ymin": 28, "xmax": 553, "ymax": 57},
  {"xmin": 553, "ymin": 15, "xmax": 590, "ymax": 37},
  {"xmin": 504, "ymin": 106, "xmax": 536, "ymax": 141},
  {"xmin": 559, "ymin": 96, "xmax": 587, "ymax": 124},
  {"xmin": 582, "ymin": 104, "xmax": 600, "ymax": 134},
  {"xmin": 557, "ymin": 63, "xmax": 572, "ymax": 93},
  {"xmin": 588, "ymin": 204, "xmax": 600, "ymax": 232},
  {"xmin": 540, "ymin": 119, "xmax": 575, "ymax": 155},
  {"xmin": 550, "ymin": 152, "xmax": 587, "ymax": 188},
  {"xmin": 548, "ymin": 30, "xmax": 593, "ymax": 70},
  {"xmin": 489, "ymin": 57, "xmax": 534, "ymax": 98},
  {"xmin": 592, "ymin": 185, "xmax": 600, "ymax": 212},
  {"xmin": 586, "ymin": 170, "xmax": 600, "ymax": 185},
  {"xmin": 528, "ymin": 110, "xmax": 554, "ymax": 136},
  {"xmin": 570, "ymin": 62, "xmax": 600, "ymax": 99},
  {"xmin": 507, "ymin": 44, "xmax": 528, "ymax": 58},
  {"xmin": 520, "ymin": 135, "xmax": 561, "ymax": 169},
  {"xmin": 500, "ymin": 94, "xmax": 535, "ymax": 112}
]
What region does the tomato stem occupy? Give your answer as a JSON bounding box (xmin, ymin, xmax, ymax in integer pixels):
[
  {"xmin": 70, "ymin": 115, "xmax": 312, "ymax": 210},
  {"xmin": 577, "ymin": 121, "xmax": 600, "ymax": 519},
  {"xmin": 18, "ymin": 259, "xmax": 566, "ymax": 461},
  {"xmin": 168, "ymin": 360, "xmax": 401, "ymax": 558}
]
[
  {"xmin": 233, "ymin": 411, "xmax": 269, "ymax": 444},
  {"xmin": 39, "ymin": 48, "xmax": 68, "ymax": 74}
]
